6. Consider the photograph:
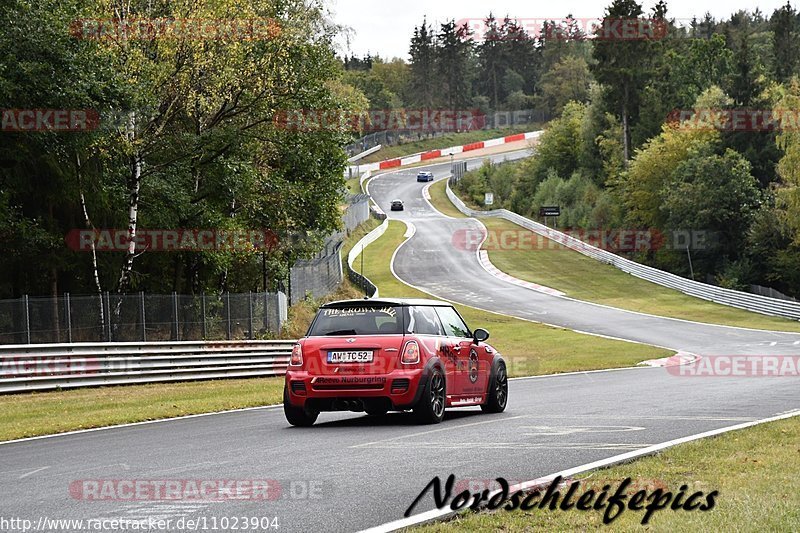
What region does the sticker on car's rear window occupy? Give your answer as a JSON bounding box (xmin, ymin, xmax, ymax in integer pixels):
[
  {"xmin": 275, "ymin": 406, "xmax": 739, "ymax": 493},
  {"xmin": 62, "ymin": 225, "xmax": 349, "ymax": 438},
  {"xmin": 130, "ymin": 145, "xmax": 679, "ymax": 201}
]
[{"xmin": 322, "ymin": 306, "xmax": 397, "ymax": 318}]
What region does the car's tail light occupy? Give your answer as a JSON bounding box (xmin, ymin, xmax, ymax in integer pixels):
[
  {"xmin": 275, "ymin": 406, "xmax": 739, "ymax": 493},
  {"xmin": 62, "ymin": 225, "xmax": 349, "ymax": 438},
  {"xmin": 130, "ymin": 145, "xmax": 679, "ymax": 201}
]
[
  {"xmin": 401, "ymin": 340, "xmax": 420, "ymax": 364},
  {"xmin": 290, "ymin": 343, "xmax": 303, "ymax": 366}
]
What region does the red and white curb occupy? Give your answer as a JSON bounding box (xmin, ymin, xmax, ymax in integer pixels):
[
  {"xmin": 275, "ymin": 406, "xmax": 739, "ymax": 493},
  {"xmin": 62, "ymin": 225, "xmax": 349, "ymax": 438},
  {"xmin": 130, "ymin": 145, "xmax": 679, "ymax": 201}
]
[
  {"xmin": 477, "ymin": 250, "xmax": 565, "ymax": 297},
  {"xmin": 353, "ymin": 131, "xmax": 542, "ymax": 174}
]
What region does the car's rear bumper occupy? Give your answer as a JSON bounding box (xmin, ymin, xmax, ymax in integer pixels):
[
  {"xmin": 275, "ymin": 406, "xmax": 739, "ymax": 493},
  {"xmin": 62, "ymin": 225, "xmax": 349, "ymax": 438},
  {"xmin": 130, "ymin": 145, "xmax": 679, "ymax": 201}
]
[{"xmin": 285, "ymin": 368, "xmax": 424, "ymax": 411}]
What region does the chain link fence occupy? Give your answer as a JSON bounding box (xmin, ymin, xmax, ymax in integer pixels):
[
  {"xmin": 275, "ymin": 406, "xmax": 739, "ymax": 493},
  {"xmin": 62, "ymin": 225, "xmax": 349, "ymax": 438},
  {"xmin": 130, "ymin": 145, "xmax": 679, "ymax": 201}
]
[
  {"xmin": 0, "ymin": 291, "xmax": 288, "ymax": 345},
  {"xmin": 287, "ymin": 194, "xmax": 371, "ymax": 305}
]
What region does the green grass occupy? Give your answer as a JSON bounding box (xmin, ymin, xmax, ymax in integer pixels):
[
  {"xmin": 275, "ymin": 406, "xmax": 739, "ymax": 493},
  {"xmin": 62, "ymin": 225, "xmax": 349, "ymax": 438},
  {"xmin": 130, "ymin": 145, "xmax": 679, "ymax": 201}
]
[
  {"xmin": 429, "ymin": 182, "xmax": 800, "ymax": 333},
  {"xmin": 415, "ymin": 414, "xmax": 800, "ymax": 532},
  {"xmin": 361, "ymin": 126, "xmax": 538, "ymax": 164},
  {"xmin": 0, "ymin": 378, "xmax": 286, "ymax": 442},
  {"xmin": 353, "ymin": 221, "xmax": 670, "ymax": 377},
  {"xmin": 345, "ymin": 177, "xmax": 362, "ymax": 194},
  {"xmin": 428, "ymin": 179, "xmax": 465, "ymax": 219}
]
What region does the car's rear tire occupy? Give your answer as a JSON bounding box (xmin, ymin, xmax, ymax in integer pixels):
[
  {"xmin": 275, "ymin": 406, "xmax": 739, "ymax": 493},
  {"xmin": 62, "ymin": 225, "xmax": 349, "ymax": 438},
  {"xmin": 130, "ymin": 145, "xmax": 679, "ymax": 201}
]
[
  {"xmin": 283, "ymin": 387, "xmax": 319, "ymax": 427},
  {"xmin": 414, "ymin": 367, "xmax": 446, "ymax": 424},
  {"xmin": 481, "ymin": 359, "xmax": 508, "ymax": 414}
]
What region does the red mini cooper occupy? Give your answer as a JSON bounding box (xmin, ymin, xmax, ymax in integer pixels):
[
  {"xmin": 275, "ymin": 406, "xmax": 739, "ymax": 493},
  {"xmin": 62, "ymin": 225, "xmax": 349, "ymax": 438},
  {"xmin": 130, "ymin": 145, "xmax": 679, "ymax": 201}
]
[{"xmin": 283, "ymin": 298, "xmax": 508, "ymax": 426}]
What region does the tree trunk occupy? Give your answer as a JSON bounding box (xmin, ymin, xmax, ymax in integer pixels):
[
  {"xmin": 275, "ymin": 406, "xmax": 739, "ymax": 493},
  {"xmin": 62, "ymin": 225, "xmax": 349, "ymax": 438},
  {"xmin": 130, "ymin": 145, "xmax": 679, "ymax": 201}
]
[
  {"xmin": 116, "ymin": 114, "xmax": 142, "ymax": 297},
  {"xmin": 76, "ymin": 152, "xmax": 105, "ymax": 336}
]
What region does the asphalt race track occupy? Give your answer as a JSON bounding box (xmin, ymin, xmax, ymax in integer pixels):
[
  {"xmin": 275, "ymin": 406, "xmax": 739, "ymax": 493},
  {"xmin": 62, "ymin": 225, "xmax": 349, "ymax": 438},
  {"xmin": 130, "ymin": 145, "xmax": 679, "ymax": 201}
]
[{"xmin": 2, "ymin": 151, "xmax": 799, "ymax": 533}]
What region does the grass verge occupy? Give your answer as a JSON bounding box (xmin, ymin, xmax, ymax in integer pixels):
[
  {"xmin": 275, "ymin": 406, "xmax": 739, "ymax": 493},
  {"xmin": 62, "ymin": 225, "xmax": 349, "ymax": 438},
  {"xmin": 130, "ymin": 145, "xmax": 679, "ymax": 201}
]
[
  {"xmin": 427, "ymin": 179, "xmax": 465, "ymax": 219},
  {"xmin": 415, "ymin": 414, "xmax": 800, "ymax": 531},
  {"xmin": 361, "ymin": 126, "xmax": 537, "ymax": 164},
  {"xmin": 352, "ymin": 221, "xmax": 671, "ymax": 377},
  {"xmin": 0, "ymin": 378, "xmax": 286, "ymax": 442},
  {"xmin": 430, "ymin": 183, "xmax": 800, "ymax": 333}
]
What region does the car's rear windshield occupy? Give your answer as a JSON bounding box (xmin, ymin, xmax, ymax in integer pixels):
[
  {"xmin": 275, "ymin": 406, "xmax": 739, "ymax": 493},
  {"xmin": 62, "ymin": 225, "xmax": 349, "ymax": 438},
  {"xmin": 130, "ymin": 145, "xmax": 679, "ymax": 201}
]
[{"xmin": 307, "ymin": 305, "xmax": 407, "ymax": 336}]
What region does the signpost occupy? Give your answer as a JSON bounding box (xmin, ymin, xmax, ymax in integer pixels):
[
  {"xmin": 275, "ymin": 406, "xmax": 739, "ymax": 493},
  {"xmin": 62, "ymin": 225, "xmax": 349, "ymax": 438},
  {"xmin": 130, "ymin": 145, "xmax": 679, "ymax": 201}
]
[
  {"xmin": 539, "ymin": 206, "xmax": 561, "ymax": 227},
  {"xmin": 484, "ymin": 192, "xmax": 494, "ymax": 206}
]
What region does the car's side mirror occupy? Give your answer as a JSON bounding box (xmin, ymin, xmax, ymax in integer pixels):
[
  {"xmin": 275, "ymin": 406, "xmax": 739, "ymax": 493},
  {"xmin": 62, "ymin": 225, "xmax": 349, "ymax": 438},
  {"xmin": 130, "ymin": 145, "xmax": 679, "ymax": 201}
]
[{"xmin": 473, "ymin": 328, "xmax": 490, "ymax": 343}]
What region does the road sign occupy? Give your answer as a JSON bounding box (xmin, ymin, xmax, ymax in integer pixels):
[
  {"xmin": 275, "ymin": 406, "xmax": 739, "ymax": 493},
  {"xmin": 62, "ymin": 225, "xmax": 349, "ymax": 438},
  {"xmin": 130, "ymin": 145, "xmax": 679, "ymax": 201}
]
[
  {"xmin": 539, "ymin": 206, "xmax": 561, "ymax": 217},
  {"xmin": 485, "ymin": 193, "xmax": 494, "ymax": 206},
  {"xmin": 452, "ymin": 161, "xmax": 467, "ymax": 181}
]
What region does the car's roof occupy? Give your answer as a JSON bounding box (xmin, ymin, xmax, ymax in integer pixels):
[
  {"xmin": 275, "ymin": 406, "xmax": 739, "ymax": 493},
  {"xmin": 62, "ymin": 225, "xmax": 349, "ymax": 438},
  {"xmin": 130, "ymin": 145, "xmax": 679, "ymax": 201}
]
[
  {"xmin": 392, "ymin": 199, "xmax": 403, "ymax": 202},
  {"xmin": 321, "ymin": 297, "xmax": 451, "ymax": 308}
]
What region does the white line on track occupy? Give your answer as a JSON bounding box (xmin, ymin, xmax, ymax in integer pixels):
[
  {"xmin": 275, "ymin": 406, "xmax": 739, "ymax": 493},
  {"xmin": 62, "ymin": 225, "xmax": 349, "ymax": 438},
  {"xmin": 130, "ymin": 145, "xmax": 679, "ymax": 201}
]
[{"xmin": 18, "ymin": 466, "xmax": 50, "ymax": 479}]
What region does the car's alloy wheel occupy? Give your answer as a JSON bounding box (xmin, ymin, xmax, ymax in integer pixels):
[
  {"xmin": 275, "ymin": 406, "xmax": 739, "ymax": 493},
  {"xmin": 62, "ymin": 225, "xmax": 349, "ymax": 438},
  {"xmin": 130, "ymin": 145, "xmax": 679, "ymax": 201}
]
[
  {"xmin": 430, "ymin": 372, "xmax": 445, "ymax": 418},
  {"xmin": 414, "ymin": 367, "xmax": 446, "ymax": 424},
  {"xmin": 481, "ymin": 359, "xmax": 508, "ymax": 413}
]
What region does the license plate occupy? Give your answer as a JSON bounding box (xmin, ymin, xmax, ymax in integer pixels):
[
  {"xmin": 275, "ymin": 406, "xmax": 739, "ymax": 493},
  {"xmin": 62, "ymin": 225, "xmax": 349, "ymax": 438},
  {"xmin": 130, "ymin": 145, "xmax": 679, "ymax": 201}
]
[{"xmin": 327, "ymin": 350, "xmax": 374, "ymax": 364}]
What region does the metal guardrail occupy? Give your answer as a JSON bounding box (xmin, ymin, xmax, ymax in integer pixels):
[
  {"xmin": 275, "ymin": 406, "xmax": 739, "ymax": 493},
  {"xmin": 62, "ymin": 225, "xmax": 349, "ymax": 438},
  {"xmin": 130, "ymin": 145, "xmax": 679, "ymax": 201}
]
[
  {"xmin": 446, "ymin": 180, "xmax": 800, "ymax": 321},
  {"xmin": 0, "ymin": 340, "xmax": 295, "ymax": 393},
  {"xmin": 346, "ymin": 218, "xmax": 389, "ymax": 299}
]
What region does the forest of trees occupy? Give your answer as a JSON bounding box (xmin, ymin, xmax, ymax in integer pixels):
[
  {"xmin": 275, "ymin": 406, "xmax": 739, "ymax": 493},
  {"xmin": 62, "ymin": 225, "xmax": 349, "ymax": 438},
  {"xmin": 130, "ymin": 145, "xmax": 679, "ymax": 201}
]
[
  {"xmin": 404, "ymin": 2, "xmax": 800, "ymax": 297},
  {"xmin": 3, "ymin": 0, "xmax": 800, "ymax": 302},
  {"xmin": 0, "ymin": 0, "xmax": 367, "ymax": 300}
]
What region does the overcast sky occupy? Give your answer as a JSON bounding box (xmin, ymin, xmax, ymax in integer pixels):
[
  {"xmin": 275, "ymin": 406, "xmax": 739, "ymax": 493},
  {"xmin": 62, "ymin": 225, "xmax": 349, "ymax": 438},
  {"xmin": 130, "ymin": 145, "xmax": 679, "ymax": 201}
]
[{"xmin": 329, "ymin": 0, "xmax": 795, "ymax": 60}]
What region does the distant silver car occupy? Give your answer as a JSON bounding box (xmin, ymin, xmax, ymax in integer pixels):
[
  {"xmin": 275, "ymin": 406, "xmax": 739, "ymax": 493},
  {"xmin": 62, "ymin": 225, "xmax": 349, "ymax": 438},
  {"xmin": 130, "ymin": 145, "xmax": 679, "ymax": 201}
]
[
  {"xmin": 417, "ymin": 171, "xmax": 434, "ymax": 182},
  {"xmin": 390, "ymin": 199, "xmax": 404, "ymax": 211}
]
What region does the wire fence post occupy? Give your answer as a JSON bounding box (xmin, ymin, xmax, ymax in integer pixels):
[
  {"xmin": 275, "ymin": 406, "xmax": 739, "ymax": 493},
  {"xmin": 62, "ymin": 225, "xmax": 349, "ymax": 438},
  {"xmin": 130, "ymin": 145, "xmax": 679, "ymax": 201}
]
[
  {"xmin": 23, "ymin": 295, "xmax": 31, "ymax": 344},
  {"xmin": 172, "ymin": 291, "xmax": 179, "ymax": 341},
  {"xmin": 226, "ymin": 292, "xmax": 232, "ymax": 340},
  {"xmin": 104, "ymin": 291, "xmax": 112, "ymax": 342},
  {"xmin": 264, "ymin": 290, "xmax": 269, "ymax": 331},
  {"xmin": 140, "ymin": 291, "xmax": 147, "ymax": 342},
  {"xmin": 248, "ymin": 291, "xmax": 254, "ymax": 340},
  {"xmin": 64, "ymin": 293, "xmax": 72, "ymax": 343},
  {"xmin": 201, "ymin": 293, "xmax": 208, "ymax": 340}
]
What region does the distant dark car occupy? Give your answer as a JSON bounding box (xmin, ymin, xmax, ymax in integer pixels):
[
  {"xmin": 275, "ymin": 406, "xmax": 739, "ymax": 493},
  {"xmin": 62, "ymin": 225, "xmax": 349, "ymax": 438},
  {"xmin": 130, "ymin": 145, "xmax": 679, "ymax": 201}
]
[
  {"xmin": 390, "ymin": 199, "xmax": 404, "ymax": 211},
  {"xmin": 417, "ymin": 171, "xmax": 434, "ymax": 182}
]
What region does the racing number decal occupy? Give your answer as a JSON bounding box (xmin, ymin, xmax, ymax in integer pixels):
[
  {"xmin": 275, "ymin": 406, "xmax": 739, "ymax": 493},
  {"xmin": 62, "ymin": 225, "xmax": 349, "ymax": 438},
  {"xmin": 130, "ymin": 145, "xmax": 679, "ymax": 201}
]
[{"xmin": 469, "ymin": 349, "xmax": 479, "ymax": 384}]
